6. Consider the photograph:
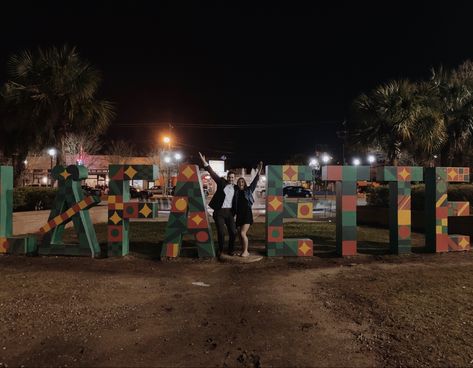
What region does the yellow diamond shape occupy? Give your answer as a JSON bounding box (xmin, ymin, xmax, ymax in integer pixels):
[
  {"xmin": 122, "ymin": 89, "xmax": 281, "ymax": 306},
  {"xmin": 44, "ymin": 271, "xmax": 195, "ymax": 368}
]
[
  {"xmin": 269, "ymin": 197, "xmax": 282, "ymax": 210},
  {"xmin": 124, "ymin": 166, "xmax": 138, "ymax": 179},
  {"xmin": 399, "ymin": 168, "xmax": 410, "ymax": 180},
  {"xmin": 60, "ymin": 170, "xmax": 71, "ymax": 180},
  {"xmin": 139, "ymin": 204, "xmax": 152, "ymax": 218},
  {"xmin": 109, "ymin": 211, "xmax": 122, "ymax": 225},
  {"xmin": 299, "ymin": 241, "xmax": 311, "ymax": 255},
  {"xmin": 182, "ymin": 166, "xmax": 194, "ymax": 179},
  {"xmin": 459, "ymin": 237, "xmax": 469, "ymax": 249},
  {"xmin": 448, "ymin": 169, "xmax": 457, "ymax": 180},
  {"xmin": 192, "ymin": 214, "xmax": 203, "ymax": 225}
]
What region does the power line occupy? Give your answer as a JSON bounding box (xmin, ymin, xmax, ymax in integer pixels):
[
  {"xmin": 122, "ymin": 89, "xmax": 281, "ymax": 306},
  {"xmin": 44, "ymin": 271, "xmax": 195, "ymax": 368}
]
[{"xmin": 113, "ymin": 121, "xmax": 339, "ymax": 129}]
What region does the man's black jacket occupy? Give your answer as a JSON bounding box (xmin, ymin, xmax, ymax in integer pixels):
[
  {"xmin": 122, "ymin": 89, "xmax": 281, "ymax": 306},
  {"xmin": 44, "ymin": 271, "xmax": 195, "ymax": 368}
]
[{"xmin": 204, "ymin": 165, "xmax": 237, "ymax": 211}]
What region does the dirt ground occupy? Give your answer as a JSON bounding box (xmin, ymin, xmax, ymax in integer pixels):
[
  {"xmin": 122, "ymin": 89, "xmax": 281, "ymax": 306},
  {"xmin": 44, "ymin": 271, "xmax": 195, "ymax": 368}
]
[{"xmin": 1, "ymin": 223, "xmax": 473, "ymax": 367}]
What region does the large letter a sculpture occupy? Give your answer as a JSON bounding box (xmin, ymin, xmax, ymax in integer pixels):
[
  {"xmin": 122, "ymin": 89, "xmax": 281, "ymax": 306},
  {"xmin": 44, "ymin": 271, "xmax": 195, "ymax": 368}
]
[
  {"xmin": 39, "ymin": 165, "xmax": 101, "ymax": 257},
  {"xmin": 161, "ymin": 164, "xmax": 215, "ymax": 258}
]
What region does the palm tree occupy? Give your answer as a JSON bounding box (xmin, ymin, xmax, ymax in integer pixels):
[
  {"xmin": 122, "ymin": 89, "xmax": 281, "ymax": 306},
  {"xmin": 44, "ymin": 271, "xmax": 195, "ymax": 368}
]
[
  {"xmin": 430, "ymin": 65, "xmax": 473, "ymax": 166},
  {"xmin": 352, "ymin": 79, "xmax": 447, "ymax": 166},
  {"xmin": 352, "ymin": 80, "xmax": 424, "ymax": 165},
  {"xmin": 1, "ymin": 45, "xmax": 115, "ymax": 166}
]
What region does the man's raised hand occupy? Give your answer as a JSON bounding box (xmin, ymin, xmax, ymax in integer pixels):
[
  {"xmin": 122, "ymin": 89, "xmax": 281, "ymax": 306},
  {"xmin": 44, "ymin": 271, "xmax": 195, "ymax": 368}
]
[{"xmin": 198, "ymin": 152, "xmax": 208, "ymax": 166}]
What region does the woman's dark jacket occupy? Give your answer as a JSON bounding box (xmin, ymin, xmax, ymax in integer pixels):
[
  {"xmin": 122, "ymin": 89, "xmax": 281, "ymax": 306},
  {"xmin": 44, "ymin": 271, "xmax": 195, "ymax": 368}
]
[{"xmin": 233, "ymin": 174, "xmax": 260, "ymax": 214}]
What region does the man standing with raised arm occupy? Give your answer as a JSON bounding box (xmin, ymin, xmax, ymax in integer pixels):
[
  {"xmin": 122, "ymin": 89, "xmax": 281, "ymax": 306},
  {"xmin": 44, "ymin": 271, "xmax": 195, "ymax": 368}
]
[{"xmin": 199, "ymin": 152, "xmax": 237, "ymax": 257}]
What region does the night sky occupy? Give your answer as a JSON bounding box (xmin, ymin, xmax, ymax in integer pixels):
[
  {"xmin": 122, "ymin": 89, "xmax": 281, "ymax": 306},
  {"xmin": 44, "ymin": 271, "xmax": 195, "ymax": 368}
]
[{"xmin": 1, "ymin": 1, "xmax": 473, "ymax": 168}]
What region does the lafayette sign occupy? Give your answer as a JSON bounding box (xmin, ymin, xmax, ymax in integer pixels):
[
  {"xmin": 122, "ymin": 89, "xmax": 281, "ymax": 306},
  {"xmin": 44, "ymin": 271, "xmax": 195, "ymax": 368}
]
[{"xmin": 0, "ymin": 164, "xmax": 470, "ymax": 258}]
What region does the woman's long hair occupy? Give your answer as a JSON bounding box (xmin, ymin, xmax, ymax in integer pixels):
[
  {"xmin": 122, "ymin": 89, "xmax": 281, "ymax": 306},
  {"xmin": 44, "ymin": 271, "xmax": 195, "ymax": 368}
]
[{"xmin": 237, "ymin": 177, "xmax": 248, "ymax": 190}]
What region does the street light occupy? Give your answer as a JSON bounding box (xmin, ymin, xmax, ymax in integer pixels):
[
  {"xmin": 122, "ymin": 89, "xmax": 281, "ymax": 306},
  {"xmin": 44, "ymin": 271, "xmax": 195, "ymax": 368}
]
[
  {"xmin": 322, "ymin": 154, "xmax": 331, "ymax": 164},
  {"xmin": 163, "ymin": 136, "xmax": 171, "ymax": 151},
  {"xmin": 47, "ymin": 148, "xmax": 57, "ymax": 187},
  {"xmin": 309, "ymin": 158, "xmax": 319, "ymax": 168},
  {"xmin": 352, "ymin": 158, "xmax": 361, "ymax": 166},
  {"xmin": 174, "ymin": 152, "xmax": 182, "ymax": 161},
  {"xmin": 309, "ymin": 158, "xmax": 320, "ymax": 200},
  {"xmin": 367, "ymin": 154, "xmax": 376, "ymax": 164},
  {"xmin": 164, "ymin": 156, "xmax": 171, "ymax": 164}
]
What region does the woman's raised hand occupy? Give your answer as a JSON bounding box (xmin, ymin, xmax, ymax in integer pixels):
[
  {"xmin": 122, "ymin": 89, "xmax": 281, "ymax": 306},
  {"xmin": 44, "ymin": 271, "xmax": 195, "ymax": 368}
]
[{"xmin": 257, "ymin": 161, "xmax": 263, "ymax": 174}]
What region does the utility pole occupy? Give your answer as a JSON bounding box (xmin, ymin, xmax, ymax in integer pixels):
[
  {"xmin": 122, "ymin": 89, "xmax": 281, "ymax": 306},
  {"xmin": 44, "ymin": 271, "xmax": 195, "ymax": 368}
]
[{"xmin": 336, "ymin": 119, "xmax": 348, "ymax": 165}]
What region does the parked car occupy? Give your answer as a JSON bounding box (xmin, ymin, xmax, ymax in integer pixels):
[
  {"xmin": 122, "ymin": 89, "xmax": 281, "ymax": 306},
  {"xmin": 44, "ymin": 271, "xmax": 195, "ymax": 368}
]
[
  {"xmin": 130, "ymin": 186, "xmax": 153, "ymax": 200},
  {"xmin": 82, "ymin": 185, "xmax": 102, "ymax": 197},
  {"xmin": 148, "ymin": 185, "xmax": 163, "ymax": 195},
  {"xmin": 283, "ymin": 186, "xmax": 312, "ymax": 198}
]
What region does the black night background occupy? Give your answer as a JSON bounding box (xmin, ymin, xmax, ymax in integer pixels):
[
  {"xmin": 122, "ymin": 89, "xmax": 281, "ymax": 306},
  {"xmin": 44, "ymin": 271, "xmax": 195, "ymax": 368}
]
[{"xmin": 1, "ymin": 1, "xmax": 473, "ymax": 167}]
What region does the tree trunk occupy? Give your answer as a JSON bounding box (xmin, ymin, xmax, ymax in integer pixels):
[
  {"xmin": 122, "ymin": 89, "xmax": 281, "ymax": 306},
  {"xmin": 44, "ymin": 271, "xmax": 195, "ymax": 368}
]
[
  {"xmin": 440, "ymin": 144, "xmax": 451, "ymax": 167},
  {"xmin": 56, "ymin": 135, "xmax": 66, "ymax": 166},
  {"xmin": 452, "ymin": 151, "xmax": 464, "ymax": 166},
  {"xmin": 12, "ymin": 152, "xmax": 28, "ymax": 187}
]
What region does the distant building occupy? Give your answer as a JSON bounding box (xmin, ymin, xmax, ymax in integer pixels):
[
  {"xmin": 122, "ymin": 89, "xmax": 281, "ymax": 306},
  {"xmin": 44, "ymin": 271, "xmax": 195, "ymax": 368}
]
[{"xmin": 22, "ymin": 154, "xmax": 176, "ymax": 189}]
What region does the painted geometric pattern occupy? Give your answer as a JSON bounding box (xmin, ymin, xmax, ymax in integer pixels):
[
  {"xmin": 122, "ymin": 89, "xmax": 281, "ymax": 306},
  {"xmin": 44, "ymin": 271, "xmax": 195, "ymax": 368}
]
[
  {"xmin": 39, "ymin": 195, "xmax": 100, "ymax": 233},
  {"xmin": 0, "ymin": 166, "xmax": 38, "ymax": 256},
  {"xmin": 448, "ymin": 234, "xmax": 471, "ymax": 251},
  {"xmin": 448, "ymin": 201, "xmax": 470, "ymax": 217},
  {"xmin": 39, "ymin": 165, "xmax": 101, "ymax": 258},
  {"xmin": 123, "ymin": 202, "xmax": 159, "ymax": 219},
  {"xmin": 425, "ymin": 167, "xmax": 471, "ymax": 253},
  {"xmin": 322, "ymin": 166, "xmax": 370, "ymax": 256},
  {"xmin": 266, "ymin": 165, "xmax": 314, "ymax": 257},
  {"xmin": 283, "ymin": 200, "xmax": 313, "ymax": 219},
  {"xmin": 109, "ymin": 164, "xmax": 159, "ymax": 181},
  {"xmin": 377, "ymin": 166, "xmax": 423, "ymax": 182},
  {"xmin": 0, "ymin": 166, "xmax": 13, "ymax": 239},
  {"xmin": 377, "ymin": 166, "xmax": 423, "ymax": 254},
  {"xmin": 107, "ymin": 164, "xmax": 158, "ymax": 256},
  {"xmin": 446, "ymin": 167, "xmax": 470, "ymax": 182},
  {"xmin": 161, "ymin": 164, "xmax": 215, "ymax": 258},
  {"xmin": 0, "ymin": 236, "xmax": 37, "ymax": 255},
  {"xmin": 321, "ymin": 165, "xmax": 370, "ymax": 182}
]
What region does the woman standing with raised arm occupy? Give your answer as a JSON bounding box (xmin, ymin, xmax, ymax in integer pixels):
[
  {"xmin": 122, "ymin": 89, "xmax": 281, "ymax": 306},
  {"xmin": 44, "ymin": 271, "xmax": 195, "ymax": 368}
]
[{"xmin": 234, "ymin": 161, "xmax": 263, "ymax": 257}]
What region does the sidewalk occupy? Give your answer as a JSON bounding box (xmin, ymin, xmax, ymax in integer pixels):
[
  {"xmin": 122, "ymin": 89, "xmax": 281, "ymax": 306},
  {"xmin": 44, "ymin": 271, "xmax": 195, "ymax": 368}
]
[{"xmin": 12, "ymin": 198, "xmax": 336, "ymax": 235}]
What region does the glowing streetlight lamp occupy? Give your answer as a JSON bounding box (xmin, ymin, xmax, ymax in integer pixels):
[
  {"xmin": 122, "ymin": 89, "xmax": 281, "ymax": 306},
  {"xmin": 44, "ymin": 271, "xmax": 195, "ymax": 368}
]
[
  {"xmin": 352, "ymin": 158, "xmax": 361, "ymax": 166},
  {"xmin": 309, "ymin": 158, "xmax": 320, "ymax": 200},
  {"xmin": 367, "ymin": 154, "xmax": 376, "ymax": 164},
  {"xmin": 164, "ymin": 156, "xmax": 171, "ymax": 164},
  {"xmin": 174, "ymin": 152, "xmax": 182, "ymax": 161},
  {"xmin": 309, "ymin": 158, "xmax": 319, "ymax": 168},
  {"xmin": 163, "ymin": 136, "xmax": 171, "ymax": 151},
  {"xmin": 47, "ymin": 148, "xmax": 57, "ymax": 187},
  {"xmin": 322, "ymin": 154, "xmax": 331, "ymax": 164}
]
